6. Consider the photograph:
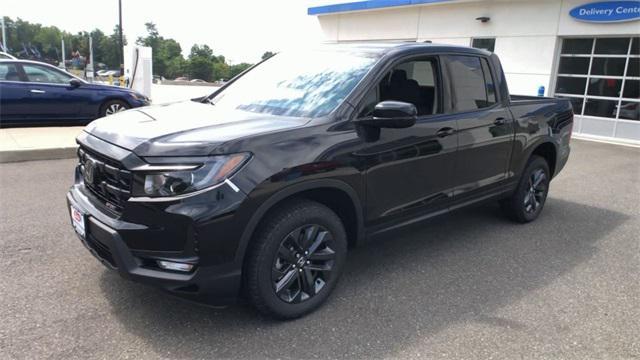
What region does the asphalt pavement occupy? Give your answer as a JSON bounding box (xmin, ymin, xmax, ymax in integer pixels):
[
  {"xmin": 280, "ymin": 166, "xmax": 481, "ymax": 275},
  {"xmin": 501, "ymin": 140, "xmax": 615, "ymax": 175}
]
[{"xmin": 0, "ymin": 139, "xmax": 638, "ymax": 359}]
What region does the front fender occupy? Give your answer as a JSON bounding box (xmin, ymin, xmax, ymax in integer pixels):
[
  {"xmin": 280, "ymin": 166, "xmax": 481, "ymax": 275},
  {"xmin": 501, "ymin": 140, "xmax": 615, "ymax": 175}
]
[{"xmin": 232, "ymin": 178, "xmax": 365, "ymax": 267}]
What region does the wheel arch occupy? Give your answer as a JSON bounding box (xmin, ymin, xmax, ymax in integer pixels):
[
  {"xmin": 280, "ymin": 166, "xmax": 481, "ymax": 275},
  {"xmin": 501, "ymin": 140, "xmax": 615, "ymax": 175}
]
[
  {"xmin": 235, "ymin": 179, "xmax": 365, "ymax": 268},
  {"xmin": 530, "ymin": 141, "xmax": 557, "ymax": 177},
  {"xmin": 515, "ymin": 137, "xmax": 559, "ymax": 179}
]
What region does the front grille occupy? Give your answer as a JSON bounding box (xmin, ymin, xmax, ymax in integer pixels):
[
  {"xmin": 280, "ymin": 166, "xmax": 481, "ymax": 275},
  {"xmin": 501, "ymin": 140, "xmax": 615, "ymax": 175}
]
[{"xmin": 78, "ymin": 147, "xmax": 132, "ymax": 213}]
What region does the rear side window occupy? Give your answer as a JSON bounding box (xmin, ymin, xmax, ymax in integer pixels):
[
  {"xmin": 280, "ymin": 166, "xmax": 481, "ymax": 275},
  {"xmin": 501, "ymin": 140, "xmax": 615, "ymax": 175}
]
[
  {"xmin": 0, "ymin": 63, "xmax": 20, "ymax": 81},
  {"xmin": 445, "ymin": 55, "xmax": 496, "ymax": 112},
  {"xmin": 480, "ymin": 58, "xmax": 497, "ymax": 105}
]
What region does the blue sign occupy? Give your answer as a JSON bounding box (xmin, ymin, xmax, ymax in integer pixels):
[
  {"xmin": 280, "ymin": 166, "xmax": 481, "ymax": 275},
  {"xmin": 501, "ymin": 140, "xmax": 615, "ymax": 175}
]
[{"xmin": 570, "ymin": 1, "xmax": 640, "ymax": 22}]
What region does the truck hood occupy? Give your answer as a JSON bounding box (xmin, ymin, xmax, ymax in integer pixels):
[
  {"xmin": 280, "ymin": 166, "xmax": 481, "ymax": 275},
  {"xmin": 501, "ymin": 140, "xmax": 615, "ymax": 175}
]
[{"xmin": 84, "ymin": 101, "xmax": 309, "ymax": 157}]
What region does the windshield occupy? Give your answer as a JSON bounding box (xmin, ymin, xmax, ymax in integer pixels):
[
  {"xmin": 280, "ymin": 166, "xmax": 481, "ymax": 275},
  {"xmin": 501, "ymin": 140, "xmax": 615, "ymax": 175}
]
[{"xmin": 209, "ymin": 50, "xmax": 379, "ymax": 118}]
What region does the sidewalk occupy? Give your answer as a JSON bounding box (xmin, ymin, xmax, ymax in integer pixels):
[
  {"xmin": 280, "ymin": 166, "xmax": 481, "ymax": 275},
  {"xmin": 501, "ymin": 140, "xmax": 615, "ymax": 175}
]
[
  {"xmin": 0, "ymin": 84, "xmax": 219, "ymax": 163},
  {"xmin": 0, "ymin": 126, "xmax": 83, "ymax": 163}
]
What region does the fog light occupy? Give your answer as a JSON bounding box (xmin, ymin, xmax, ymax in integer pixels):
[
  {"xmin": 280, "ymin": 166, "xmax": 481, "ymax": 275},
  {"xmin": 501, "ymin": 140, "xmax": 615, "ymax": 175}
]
[{"xmin": 157, "ymin": 260, "xmax": 194, "ymax": 272}]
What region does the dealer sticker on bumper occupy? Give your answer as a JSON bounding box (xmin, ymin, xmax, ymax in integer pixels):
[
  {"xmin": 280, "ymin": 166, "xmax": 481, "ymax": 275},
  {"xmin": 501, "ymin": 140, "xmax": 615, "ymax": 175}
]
[{"xmin": 70, "ymin": 205, "xmax": 86, "ymax": 237}]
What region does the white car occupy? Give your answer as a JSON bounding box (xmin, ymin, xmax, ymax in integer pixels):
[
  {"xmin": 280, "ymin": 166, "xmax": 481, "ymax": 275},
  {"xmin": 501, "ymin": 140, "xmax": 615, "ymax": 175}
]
[
  {"xmin": 0, "ymin": 52, "xmax": 17, "ymax": 60},
  {"xmin": 96, "ymin": 69, "xmax": 119, "ymax": 77}
]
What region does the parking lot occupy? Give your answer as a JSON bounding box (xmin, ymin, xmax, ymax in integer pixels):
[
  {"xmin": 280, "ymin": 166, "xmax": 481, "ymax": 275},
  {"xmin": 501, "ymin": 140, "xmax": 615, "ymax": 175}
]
[{"xmin": 0, "ymin": 139, "xmax": 638, "ymax": 359}]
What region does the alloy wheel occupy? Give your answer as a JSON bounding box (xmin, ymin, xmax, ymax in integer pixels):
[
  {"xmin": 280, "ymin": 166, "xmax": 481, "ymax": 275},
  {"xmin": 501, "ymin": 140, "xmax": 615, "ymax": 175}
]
[
  {"xmin": 523, "ymin": 168, "xmax": 547, "ymax": 214},
  {"xmin": 105, "ymin": 103, "xmax": 126, "ymax": 115},
  {"xmin": 272, "ymin": 224, "xmax": 336, "ymax": 304}
]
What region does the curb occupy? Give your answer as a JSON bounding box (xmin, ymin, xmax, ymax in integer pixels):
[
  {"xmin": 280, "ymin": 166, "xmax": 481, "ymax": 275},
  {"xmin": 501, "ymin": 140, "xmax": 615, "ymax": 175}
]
[
  {"xmin": 572, "ymin": 135, "xmax": 640, "ymax": 148},
  {"xmin": 0, "ymin": 146, "xmax": 78, "ymax": 163}
]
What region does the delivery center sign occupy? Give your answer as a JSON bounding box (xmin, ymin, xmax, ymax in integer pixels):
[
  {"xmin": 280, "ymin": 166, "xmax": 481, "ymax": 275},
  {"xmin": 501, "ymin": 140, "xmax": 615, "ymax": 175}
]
[{"xmin": 570, "ymin": 1, "xmax": 640, "ymax": 22}]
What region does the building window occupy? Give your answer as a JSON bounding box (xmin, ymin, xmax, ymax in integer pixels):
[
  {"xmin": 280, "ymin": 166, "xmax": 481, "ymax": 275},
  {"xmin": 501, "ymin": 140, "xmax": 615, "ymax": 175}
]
[
  {"xmin": 471, "ymin": 38, "xmax": 495, "ymax": 52},
  {"xmin": 554, "ymin": 37, "xmax": 640, "ymax": 122}
]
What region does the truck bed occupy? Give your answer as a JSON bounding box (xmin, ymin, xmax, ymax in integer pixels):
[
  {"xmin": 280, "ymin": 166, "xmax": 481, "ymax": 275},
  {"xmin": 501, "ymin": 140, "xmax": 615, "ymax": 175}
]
[
  {"xmin": 510, "ymin": 94, "xmax": 559, "ymax": 104},
  {"xmin": 508, "ymin": 95, "xmax": 574, "ymax": 134}
]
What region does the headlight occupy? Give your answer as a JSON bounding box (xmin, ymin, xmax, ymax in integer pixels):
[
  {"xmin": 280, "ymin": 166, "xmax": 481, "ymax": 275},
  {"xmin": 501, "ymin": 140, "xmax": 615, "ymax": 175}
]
[
  {"xmin": 129, "ymin": 92, "xmax": 148, "ymax": 101},
  {"xmin": 138, "ymin": 153, "xmax": 250, "ymax": 197}
]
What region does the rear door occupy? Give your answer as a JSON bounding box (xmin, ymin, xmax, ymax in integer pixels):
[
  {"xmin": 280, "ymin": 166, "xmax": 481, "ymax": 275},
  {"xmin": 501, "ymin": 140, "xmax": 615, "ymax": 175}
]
[
  {"xmin": 443, "ymin": 55, "xmax": 514, "ymax": 203},
  {"xmin": 0, "ymin": 62, "xmax": 31, "ymax": 122}
]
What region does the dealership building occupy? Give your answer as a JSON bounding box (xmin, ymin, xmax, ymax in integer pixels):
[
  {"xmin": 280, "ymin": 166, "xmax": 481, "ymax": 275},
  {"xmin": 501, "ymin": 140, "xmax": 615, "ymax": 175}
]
[{"xmin": 308, "ymin": 0, "xmax": 640, "ymax": 143}]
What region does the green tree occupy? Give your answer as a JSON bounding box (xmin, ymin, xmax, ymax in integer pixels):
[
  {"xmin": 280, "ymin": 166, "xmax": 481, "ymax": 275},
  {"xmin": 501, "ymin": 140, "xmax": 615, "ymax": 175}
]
[
  {"xmin": 32, "ymin": 25, "xmax": 62, "ymax": 59},
  {"xmin": 212, "ymin": 61, "xmax": 230, "ymax": 81},
  {"xmin": 189, "ymin": 44, "xmax": 214, "ymax": 60},
  {"xmin": 228, "ymin": 63, "xmax": 252, "ymax": 79},
  {"xmin": 137, "ymin": 23, "xmax": 184, "ymax": 77},
  {"xmin": 98, "ymin": 25, "xmax": 127, "ymax": 69},
  {"xmin": 0, "ymin": 16, "xmax": 255, "ymax": 80},
  {"xmin": 166, "ymin": 56, "xmax": 187, "ymax": 79},
  {"xmin": 187, "ymin": 44, "xmax": 215, "ymax": 81},
  {"xmin": 261, "ymin": 51, "xmax": 275, "ymax": 60}
]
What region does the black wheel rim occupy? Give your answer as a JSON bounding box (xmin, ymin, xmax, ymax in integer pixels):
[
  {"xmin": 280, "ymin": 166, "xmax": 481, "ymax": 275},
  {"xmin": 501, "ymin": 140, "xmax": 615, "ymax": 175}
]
[
  {"xmin": 524, "ymin": 168, "xmax": 547, "ymax": 214},
  {"xmin": 271, "ymin": 224, "xmax": 336, "ymax": 304}
]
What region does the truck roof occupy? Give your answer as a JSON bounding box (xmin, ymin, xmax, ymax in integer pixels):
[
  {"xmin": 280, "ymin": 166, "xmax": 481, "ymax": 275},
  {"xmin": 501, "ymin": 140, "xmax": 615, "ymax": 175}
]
[{"xmin": 314, "ymin": 41, "xmax": 492, "ymax": 57}]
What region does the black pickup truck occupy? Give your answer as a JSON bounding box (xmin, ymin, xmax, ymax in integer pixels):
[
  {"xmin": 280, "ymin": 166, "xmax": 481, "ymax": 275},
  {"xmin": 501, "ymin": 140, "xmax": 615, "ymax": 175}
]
[{"xmin": 67, "ymin": 42, "xmax": 573, "ymax": 319}]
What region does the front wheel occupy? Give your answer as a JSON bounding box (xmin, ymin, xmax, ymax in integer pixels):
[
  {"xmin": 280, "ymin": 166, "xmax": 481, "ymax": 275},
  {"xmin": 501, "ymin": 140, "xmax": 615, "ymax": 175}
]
[
  {"xmin": 500, "ymin": 155, "xmax": 550, "ymax": 223},
  {"xmin": 100, "ymin": 99, "xmax": 130, "ymax": 117},
  {"xmin": 245, "ymin": 199, "xmax": 347, "ymax": 319}
]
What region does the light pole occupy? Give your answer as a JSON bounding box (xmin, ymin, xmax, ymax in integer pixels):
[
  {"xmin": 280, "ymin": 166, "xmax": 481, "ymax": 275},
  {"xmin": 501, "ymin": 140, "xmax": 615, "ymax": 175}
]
[
  {"xmin": 1, "ymin": 16, "xmax": 7, "ymax": 52},
  {"xmin": 118, "ymin": 0, "xmax": 124, "ymax": 77},
  {"xmin": 61, "ymin": 38, "xmax": 66, "ymax": 69}
]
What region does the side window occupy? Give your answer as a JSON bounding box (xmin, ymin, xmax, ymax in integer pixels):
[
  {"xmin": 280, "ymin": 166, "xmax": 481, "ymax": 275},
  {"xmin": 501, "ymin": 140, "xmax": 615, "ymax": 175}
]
[
  {"xmin": 22, "ymin": 64, "xmax": 72, "ymax": 84},
  {"xmin": 0, "ymin": 63, "xmax": 20, "ymax": 81},
  {"xmin": 358, "ymin": 57, "xmax": 441, "ymax": 117},
  {"xmin": 481, "ymin": 58, "xmax": 497, "ymax": 105},
  {"xmin": 446, "ymin": 55, "xmax": 495, "ymax": 112}
]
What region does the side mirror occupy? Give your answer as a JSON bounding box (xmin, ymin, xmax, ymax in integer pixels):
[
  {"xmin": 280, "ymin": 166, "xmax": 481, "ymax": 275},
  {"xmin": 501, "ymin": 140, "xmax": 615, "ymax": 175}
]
[
  {"xmin": 356, "ymin": 101, "xmax": 417, "ymax": 128},
  {"xmin": 69, "ymin": 78, "xmax": 82, "ymax": 88}
]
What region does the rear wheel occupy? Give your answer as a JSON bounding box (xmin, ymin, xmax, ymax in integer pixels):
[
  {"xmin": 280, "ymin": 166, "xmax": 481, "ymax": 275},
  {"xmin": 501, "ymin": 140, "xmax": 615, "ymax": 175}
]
[
  {"xmin": 245, "ymin": 199, "xmax": 347, "ymax": 319},
  {"xmin": 100, "ymin": 99, "xmax": 129, "ymax": 117},
  {"xmin": 500, "ymin": 155, "xmax": 550, "ymax": 223}
]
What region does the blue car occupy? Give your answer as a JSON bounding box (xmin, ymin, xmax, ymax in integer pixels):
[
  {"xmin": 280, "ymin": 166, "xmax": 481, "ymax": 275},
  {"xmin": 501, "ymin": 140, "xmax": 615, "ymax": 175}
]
[{"xmin": 0, "ymin": 59, "xmax": 150, "ymax": 125}]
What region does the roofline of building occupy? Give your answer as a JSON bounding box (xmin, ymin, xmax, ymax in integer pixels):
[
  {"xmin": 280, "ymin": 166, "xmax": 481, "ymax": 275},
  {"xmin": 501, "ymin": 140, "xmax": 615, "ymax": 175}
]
[{"xmin": 307, "ymin": 0, "xmax": 454, "ymax": 16}]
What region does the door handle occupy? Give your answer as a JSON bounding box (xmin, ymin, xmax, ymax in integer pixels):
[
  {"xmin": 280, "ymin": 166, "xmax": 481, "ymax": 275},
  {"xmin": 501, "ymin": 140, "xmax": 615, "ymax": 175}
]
[
  {"xmin": 30, "ymin": 89, "xmax": 46, "ymax": 94},
  {"xmin": 494, "ymin": 117, "xmax": 507, "ymax": 126},
  {"xmin": 436, "ymin": 127, "xmax": 456, "ymax": 138}
]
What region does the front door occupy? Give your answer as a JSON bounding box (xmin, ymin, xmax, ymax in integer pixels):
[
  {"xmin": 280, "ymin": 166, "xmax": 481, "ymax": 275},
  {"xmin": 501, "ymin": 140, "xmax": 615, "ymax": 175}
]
[
  {"xmin": 354, "ymin": 56, "xmax": 458, "ymax": 231},
  {"xmin": 20, "ymin": 63, "xmax": 85, "ymax": 120}
]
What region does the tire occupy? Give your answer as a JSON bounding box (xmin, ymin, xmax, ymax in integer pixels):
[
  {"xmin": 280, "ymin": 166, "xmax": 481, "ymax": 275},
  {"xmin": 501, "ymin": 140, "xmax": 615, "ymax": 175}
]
[
  {"xmin": 500, "ymin": 155, "xmax": 550, "ymax": 223},
  {"xmin": 245, "ymin": 199, "xmax": 348, "ymax": 319},
  {"xmin": 100, "ymin": 99, "xmax": 130, "ymax": 117}
]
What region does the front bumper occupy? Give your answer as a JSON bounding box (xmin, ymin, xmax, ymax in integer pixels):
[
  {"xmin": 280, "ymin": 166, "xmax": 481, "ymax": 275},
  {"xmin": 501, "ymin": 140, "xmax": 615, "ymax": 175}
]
[{"xmin": 67, "ymin": 181, "xmax": 246, "ymax": 305}]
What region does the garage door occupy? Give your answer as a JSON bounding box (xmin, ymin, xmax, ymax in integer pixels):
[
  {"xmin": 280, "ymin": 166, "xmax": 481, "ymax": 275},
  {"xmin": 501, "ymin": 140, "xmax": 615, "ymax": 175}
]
[{"xmin": 554, "ymin": 37, "xmax": 640, "ymax": 142}]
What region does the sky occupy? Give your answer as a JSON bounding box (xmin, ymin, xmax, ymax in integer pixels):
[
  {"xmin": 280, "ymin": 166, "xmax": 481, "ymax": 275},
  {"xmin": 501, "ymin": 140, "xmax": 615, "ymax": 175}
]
[{"xmin": 3, "ymin": 0, "xmax": 325, "ymax": 64}]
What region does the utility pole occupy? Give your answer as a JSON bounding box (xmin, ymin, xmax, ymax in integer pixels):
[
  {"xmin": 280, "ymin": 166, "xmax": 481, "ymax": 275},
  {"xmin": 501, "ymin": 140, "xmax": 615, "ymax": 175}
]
[{"xmin": 118, "ymin": 0, "xmax": 124, "ymax": 77}]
